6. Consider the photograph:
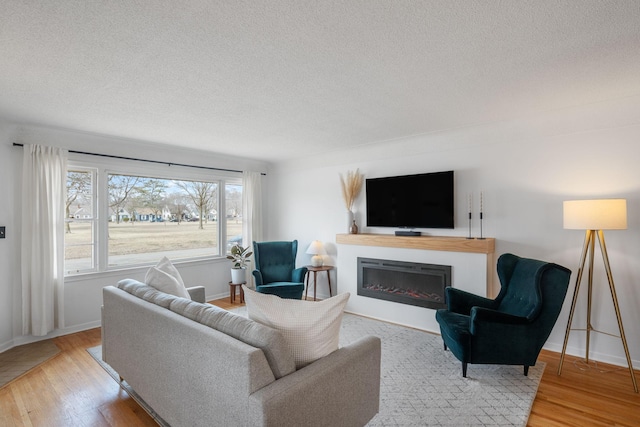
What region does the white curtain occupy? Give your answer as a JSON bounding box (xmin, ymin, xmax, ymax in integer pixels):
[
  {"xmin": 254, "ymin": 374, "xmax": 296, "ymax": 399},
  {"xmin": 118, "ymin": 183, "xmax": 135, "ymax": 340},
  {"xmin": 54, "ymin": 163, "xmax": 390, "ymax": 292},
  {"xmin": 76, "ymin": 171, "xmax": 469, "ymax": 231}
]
[
  {"xmin": 21, "ymin": 144, "xmax": 68, "ymax": 336},
  {"xmin": 242, "ymin": 171, "xmax": 263, "ymax": 287}
]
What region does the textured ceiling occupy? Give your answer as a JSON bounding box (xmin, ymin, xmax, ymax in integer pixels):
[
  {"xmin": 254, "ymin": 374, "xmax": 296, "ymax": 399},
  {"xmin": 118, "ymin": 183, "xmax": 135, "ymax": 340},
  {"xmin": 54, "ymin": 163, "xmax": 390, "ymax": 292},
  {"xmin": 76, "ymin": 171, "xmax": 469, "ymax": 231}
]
[{"xmin": 1, "ymin": 1, "xmax": 639, "ymax": 162}]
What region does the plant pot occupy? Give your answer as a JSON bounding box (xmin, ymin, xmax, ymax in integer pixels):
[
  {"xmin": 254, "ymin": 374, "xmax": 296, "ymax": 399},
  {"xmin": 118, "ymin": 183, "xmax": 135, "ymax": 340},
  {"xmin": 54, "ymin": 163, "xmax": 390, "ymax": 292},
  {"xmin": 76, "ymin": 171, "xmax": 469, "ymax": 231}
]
[{"xmin": 231, "ymin": 267, "xmax": 246, "ymax": 284}]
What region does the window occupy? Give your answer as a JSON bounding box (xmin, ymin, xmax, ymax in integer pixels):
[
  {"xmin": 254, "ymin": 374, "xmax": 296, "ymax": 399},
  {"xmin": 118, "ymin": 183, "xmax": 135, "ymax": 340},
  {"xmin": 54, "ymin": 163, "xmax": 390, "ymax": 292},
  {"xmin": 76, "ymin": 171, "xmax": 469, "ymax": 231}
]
[
  {"xmin": 225, "ymin": 183, "xmax": 243, "ymax": 252},
  {"xmin": 224, "ymin": 182, "xmax": 244, "ymax": 252},
  {"xmin": 64, "ymin": 162, "xmax": 242, "ymax": 275},
  {"xmin": 65, "ymin": 168, "xmax": 97, "ymax": 274}
]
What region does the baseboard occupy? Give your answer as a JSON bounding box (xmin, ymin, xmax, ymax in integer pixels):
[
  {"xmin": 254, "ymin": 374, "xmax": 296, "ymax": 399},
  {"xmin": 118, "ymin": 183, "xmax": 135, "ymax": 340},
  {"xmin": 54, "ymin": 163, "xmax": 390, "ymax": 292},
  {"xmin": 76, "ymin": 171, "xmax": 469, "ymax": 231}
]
[
  {"xmin": 206, "ymin": 291, "xmax": 233, "ymax": 302},
  {"xmin": 543, "ymin": 341, "xmax": 640, "ymax": 370},
  {"xmin": 0, "ymin": 320, "xmax": 102, "ymax": 353},
  {"xmin": 343, "ymin": 309, "xmax": 439, "ymax": 335}
]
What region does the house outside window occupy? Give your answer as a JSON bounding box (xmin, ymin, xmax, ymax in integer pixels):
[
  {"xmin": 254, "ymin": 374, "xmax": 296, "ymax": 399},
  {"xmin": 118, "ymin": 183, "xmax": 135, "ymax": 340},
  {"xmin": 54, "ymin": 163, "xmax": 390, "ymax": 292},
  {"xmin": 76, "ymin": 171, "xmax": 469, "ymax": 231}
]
[{"xmin": 64, "ymin": 163, "xmax": 242, "ymax": 276}]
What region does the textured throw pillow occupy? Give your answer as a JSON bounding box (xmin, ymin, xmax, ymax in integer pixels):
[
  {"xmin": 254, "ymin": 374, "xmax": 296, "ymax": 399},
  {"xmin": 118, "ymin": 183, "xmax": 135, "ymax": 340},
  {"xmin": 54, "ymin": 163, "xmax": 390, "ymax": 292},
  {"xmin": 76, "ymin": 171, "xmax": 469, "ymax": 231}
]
[
  {"xmin": 242, "ymin": 285, "xmax": 350, "ymax": 368},
  {"xmin": 144, "ymin": 257, "xmax": 191, "ymax": 299}
]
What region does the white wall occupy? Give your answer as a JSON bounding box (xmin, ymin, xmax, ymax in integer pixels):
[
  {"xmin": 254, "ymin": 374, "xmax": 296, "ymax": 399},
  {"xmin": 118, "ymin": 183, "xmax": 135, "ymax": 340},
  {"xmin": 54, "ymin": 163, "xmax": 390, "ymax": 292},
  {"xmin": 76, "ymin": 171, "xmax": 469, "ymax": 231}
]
[
  {"xmin": 0, "ymin": 122, "xmax": 18, "ymax": 351},
  {"xmin": 0, "ymin": 123, "xmax": 268, "ymax": 351},
  {"xmin": 267, "ymin": 95, "xmax": 640, "ymax": 369},
  {"xmin": 2, "ymin": 94, "xmax": 639, "ymax": 371}
]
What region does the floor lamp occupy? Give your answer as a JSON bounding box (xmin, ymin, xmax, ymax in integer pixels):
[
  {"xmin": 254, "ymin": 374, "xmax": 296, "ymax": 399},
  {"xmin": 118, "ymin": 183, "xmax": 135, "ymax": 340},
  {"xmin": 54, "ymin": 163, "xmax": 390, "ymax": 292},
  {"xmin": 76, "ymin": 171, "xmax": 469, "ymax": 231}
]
[{"xmin": 558, "ymin": 199, "xmax": 637, "ymax": 393}]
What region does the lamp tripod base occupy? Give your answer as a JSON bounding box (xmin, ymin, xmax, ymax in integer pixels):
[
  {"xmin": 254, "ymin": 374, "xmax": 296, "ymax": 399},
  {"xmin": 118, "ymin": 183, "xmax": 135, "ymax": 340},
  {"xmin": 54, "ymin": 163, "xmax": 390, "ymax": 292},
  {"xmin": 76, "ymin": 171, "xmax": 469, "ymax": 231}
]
[{"xmin": 557, "ymin": 229, "xmax": 638, "ymax": 393}]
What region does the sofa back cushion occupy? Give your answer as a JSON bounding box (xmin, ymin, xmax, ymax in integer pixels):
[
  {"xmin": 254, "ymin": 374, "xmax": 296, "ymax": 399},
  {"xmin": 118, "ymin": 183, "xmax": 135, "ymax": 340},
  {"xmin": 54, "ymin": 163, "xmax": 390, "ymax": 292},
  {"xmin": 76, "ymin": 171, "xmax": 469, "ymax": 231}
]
[
  {"xmin": 144, "ymin": 257, "xmax": 191, "ymax": 299},
  {"xmin": 117, "ymin": 279, "xmax": 296, "ymax": 379}
]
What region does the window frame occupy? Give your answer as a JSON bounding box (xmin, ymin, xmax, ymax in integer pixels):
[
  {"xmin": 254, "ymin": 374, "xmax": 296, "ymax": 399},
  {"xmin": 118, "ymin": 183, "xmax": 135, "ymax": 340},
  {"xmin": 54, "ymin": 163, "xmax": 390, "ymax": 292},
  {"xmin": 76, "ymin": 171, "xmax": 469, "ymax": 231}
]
[
  {"xmin": 65, "ymin": 153, "xmax": 242, "ymax": 277},
  {"xmin": 65, "ymin": 166, "xmax": 98, "ymax": 275}
]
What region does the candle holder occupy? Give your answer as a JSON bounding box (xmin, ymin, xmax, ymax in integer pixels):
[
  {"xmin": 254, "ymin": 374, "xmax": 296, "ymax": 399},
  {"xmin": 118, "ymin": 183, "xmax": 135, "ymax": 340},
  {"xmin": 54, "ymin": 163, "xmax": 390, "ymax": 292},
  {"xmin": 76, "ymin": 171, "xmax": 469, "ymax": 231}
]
[
  {"xmin": 466, "ymin": 212, "xmax": 473, "ymax": 239},
  {"xmin": 477, "ymin": 191, "xmax": 486, "ymax": 240}
]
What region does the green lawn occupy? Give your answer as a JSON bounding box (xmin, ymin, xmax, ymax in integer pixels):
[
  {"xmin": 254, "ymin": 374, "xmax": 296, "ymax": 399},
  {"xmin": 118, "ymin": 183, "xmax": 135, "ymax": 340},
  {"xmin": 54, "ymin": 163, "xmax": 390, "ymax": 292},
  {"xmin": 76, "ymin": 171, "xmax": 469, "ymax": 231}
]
[{"xmin": 65, "ymin": 219, "xmax": 243, "ymax": 261}]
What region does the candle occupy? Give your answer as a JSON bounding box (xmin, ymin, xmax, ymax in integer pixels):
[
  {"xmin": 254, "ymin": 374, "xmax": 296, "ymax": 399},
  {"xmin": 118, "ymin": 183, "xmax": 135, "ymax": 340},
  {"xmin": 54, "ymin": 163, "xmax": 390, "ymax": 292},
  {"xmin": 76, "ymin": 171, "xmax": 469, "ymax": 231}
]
[
  {"xmin": 480, "ymin": 191, "xmax": 483, "ymax": 212},
  {"xmin": 468, "ymin": 193, "xmax": 472, "ymax": 213}
]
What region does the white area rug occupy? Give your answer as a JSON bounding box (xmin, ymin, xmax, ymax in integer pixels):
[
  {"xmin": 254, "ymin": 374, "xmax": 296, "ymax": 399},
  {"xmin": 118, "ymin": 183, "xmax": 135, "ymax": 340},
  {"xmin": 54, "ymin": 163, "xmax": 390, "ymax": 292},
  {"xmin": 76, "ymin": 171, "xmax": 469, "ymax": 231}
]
[
  {"xmin": 233, "ymin": 307, "xmax": 543, "ymax": 427},
  {"xmin": 341, "ymin": 314, "xmax": 542, "ymax": 427},
  {"xmin": 90, "ymin": 308, "xmax": 543, "ymax": 426}
]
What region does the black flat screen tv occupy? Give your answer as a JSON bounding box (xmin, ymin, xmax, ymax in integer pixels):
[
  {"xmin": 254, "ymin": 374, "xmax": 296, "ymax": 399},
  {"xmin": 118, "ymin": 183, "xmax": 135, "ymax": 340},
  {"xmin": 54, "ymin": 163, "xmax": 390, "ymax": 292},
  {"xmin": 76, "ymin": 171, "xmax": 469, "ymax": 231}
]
[{"xmin": 366, "ymin": 170, "xmax": 454, "ymax": 229}]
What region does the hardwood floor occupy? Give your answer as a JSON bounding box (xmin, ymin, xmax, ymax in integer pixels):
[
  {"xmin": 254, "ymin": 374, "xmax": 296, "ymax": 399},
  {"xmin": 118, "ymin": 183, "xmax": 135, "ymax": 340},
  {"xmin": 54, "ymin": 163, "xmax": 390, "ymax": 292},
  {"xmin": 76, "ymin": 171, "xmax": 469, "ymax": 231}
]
[
  {"xmin": 0, "ymin": 327, "xmax": 157, "ymax": 427},
  {"xmin": 1, "ymin": 298, "xmax": 639, "ymax": 426},
  {"xmin": 531, "ymin": 350, "xmax": 640, "ymax": 426}
]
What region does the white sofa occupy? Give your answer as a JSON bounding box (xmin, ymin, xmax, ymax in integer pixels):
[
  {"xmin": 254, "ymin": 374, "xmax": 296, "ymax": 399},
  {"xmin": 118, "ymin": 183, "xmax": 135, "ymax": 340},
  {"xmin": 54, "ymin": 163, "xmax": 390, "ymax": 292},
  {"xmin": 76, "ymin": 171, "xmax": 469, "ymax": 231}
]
[{"xmin": 102, "ymin": 279, "xmax": 381, "ymax": 427}]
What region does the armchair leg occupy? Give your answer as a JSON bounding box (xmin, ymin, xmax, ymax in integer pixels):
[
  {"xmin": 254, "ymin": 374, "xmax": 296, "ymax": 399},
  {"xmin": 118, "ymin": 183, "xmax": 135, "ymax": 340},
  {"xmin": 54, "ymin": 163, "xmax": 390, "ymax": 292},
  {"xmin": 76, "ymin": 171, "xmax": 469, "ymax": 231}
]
[
  {"xmin": 462, "ymin": 362, "xmax": 468, "ymax": 378},
  {"xmin": 443, "ymin": 343, "xmax": 447, "ymax": 351},
  {"xmin": 524, "ymin": 366, "xmax": 529, "ymax": 376}
]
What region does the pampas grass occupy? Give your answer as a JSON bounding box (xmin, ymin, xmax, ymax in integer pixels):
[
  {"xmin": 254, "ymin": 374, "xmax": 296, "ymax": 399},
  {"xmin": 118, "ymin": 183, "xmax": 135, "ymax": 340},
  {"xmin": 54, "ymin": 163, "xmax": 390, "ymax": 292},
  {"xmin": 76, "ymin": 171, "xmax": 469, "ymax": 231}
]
[{"xmin": 339, "ymin": 169, "xmax": 364, "ymax": 211}]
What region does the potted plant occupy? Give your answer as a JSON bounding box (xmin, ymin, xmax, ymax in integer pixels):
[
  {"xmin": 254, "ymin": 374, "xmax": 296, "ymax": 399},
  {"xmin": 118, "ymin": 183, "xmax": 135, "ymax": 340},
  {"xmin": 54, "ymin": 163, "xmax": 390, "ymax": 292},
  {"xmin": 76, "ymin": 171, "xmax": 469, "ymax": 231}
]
[
  {"xmin": 227, "ymin": 244, "xmax": 253, "ymax": 284},
  {"xmin": 340, "ymin": 168, "xmax": 364, "ymax": 232}
]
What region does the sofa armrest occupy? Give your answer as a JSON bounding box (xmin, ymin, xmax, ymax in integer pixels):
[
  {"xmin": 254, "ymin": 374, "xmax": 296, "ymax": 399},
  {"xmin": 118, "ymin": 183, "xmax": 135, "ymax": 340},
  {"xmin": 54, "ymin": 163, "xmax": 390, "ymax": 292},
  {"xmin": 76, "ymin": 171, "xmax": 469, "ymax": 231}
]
[
  {"xmin": 186, "ymin": 286, "xmax": 206, "ymax": 303},
  {"xmin": 469, "ymin": 306, "xmax": 530, "ymax": 335},
  {"xmin": 292, "ymin": 266, "xmax": 307, "ymax": 283},
  {"xmin": 252, "ymin": 270, "xmax": 264, "ymax": 286},
  {"xmin": 446, "ymin": 287, "xmax": 497, "ymax": 315},
  {"xmin": 248, "ymin": 335, "xmax": 381, "ymax": 427}
]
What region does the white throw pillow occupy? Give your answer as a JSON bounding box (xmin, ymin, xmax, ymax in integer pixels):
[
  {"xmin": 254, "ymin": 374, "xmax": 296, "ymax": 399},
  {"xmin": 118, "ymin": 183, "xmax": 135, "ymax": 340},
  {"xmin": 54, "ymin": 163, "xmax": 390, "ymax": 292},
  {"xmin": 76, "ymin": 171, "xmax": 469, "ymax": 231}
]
[
  {"xmin": 145, "ymin": 257, "xmax": 191, "ymax": 299},
  {"xmin": 242, "ymin": 286, "xmax": 350, "ymax": 368}
]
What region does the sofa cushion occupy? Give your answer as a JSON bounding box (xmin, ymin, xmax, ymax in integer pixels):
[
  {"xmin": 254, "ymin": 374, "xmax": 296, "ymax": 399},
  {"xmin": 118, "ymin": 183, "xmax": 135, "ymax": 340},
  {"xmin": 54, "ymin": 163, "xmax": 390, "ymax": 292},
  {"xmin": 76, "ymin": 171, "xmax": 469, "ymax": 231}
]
[
  {"xmin": 144, "ymin": 256, "xmax": 191, "ymax": 299},
  {"xmin": 118, "ymin": 278, "xmax": 178, "ymax": 308},
  {"xmin": 243, "ymin": 285, "xmax": 350, "ymax": 368},
  {"xmin": 116, "ymin": 279, "xmax": 296, "ymax": 379}
]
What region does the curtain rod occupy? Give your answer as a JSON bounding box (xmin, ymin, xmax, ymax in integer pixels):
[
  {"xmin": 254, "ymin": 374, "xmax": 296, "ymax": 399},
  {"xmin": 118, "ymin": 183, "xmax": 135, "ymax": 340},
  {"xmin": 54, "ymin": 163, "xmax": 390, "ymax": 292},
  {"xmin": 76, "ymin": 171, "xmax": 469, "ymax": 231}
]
[{"xmin": 12, "ymin": 143, "xmax": 266, "ymax": 175}]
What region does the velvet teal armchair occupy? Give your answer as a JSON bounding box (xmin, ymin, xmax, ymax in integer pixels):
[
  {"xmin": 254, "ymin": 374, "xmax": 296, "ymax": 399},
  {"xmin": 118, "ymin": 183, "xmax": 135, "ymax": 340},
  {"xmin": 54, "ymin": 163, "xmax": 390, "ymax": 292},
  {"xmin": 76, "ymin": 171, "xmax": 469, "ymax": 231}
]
[
  {"xmin": 252, "ymin": 240, "xmax": 307, "ymax": 299},
  {"xmin": 435, "ymin": 253, "xmax": 571, "ymax": 377}
]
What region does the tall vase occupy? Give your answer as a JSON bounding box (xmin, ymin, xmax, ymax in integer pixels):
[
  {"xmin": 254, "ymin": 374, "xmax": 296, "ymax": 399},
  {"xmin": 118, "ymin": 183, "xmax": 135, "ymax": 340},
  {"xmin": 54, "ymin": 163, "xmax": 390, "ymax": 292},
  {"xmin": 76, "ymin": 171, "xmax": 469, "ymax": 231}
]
[{"xmin": 347, "ymin": 210, "xmax": 354, "ymax": 233}]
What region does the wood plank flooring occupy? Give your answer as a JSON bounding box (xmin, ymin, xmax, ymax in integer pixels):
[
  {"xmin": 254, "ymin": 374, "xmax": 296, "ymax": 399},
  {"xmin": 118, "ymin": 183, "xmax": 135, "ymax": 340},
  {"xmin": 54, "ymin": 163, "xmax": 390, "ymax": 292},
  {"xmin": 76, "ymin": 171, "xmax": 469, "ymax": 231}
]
[
  {"xmin": 531, "ymin": 349, "xmax": 640, "ymax": 426},
  {"xmin": 1, "ymin": 298, "xmax": 639, "ymax": 426}
]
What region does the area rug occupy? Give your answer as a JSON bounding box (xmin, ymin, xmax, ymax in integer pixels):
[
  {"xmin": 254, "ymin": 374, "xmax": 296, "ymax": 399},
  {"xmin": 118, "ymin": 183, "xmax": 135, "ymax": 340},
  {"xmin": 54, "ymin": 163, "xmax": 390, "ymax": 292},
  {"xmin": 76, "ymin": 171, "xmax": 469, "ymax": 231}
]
[
  {"xmin": 89, "ymin": 311, "xmax": 543, "ymax": 427},
  {"xmin": 338, "ymin": 314, "xmax": 543, "ymax": 427},
  {"xmin": 0, "ymin": 339, "xmax": 61, "ymax": 388}
]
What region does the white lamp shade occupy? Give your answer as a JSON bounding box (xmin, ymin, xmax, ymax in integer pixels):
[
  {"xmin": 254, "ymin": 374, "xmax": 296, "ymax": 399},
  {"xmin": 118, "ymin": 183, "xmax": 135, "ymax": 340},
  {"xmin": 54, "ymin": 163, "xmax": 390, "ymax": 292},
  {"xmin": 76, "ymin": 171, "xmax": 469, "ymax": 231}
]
[
  {"xmin": 563, "ymin": 199, "xmax": 627, "ymax": 230},
  {"xmin": 306, "ymin": 240, "xmax": 326, "ymax": 267},
  {"xmin": 306, "ymin": 240, "xmax": 327, "ymax": 255}
]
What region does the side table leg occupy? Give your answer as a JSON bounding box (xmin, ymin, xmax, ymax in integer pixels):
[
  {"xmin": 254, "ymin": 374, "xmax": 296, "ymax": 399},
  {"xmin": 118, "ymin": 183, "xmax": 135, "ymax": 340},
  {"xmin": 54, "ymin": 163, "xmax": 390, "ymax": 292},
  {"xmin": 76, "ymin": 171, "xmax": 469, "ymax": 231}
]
[
  {"xmin": 313, "ymin": 271, "xmax": 318, "ymax": 301},
  {"xmin": 305, "ymin": 271, "xmax": 310, "ymax": 300},
  {"xmin": 326, "ymin": 270, "xmax": 332, "ymax": 297}
]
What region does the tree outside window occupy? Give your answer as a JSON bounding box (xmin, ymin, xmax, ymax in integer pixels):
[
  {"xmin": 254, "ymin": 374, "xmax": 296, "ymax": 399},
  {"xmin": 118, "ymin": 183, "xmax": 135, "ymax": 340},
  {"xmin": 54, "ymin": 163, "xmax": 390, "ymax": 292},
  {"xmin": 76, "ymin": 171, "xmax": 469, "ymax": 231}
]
[{"xmin": 64, "ymin": 167, "xmax": 242, "ymax": 275}]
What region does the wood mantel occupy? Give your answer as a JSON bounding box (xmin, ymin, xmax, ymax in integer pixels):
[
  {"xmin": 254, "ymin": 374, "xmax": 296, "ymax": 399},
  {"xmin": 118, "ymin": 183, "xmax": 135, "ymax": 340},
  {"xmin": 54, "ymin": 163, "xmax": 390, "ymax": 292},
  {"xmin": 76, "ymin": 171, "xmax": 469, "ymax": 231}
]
[{"xmin": 336, "ymin": 233, "xmax": 495, "ymax": 254}]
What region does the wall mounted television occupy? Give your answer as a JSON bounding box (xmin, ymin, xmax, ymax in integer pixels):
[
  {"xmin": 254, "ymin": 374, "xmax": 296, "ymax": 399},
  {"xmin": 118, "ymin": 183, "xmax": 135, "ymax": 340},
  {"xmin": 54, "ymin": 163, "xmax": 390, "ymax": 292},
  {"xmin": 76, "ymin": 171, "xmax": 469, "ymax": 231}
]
[{"xmin": 365, "ymin": 170, "xmax": 454, "ymax": 229}]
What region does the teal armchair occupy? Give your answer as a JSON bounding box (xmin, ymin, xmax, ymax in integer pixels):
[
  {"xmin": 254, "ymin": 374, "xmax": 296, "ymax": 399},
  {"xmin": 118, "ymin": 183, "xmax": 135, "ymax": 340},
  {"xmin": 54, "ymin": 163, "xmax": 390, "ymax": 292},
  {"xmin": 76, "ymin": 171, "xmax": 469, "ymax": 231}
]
[
  {"xmin": 252, "ymin": 240, "xmax": 307, "ymax": 299},
  {"xmin": 435, "ymin": 253, "xmax": 571, "ymax": 377}
]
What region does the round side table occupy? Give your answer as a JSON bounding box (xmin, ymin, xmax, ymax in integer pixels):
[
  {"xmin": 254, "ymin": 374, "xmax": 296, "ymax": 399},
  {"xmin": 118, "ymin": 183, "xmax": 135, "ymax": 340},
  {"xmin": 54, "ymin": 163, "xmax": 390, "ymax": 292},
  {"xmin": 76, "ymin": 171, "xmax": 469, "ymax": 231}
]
[
  {"xmin": 229, "ymin": 281, "xmax": 246, "ymax": 304},
  {"xmin": 304, "ymin": 265, "xmax": 335, "ymax": 301}
]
